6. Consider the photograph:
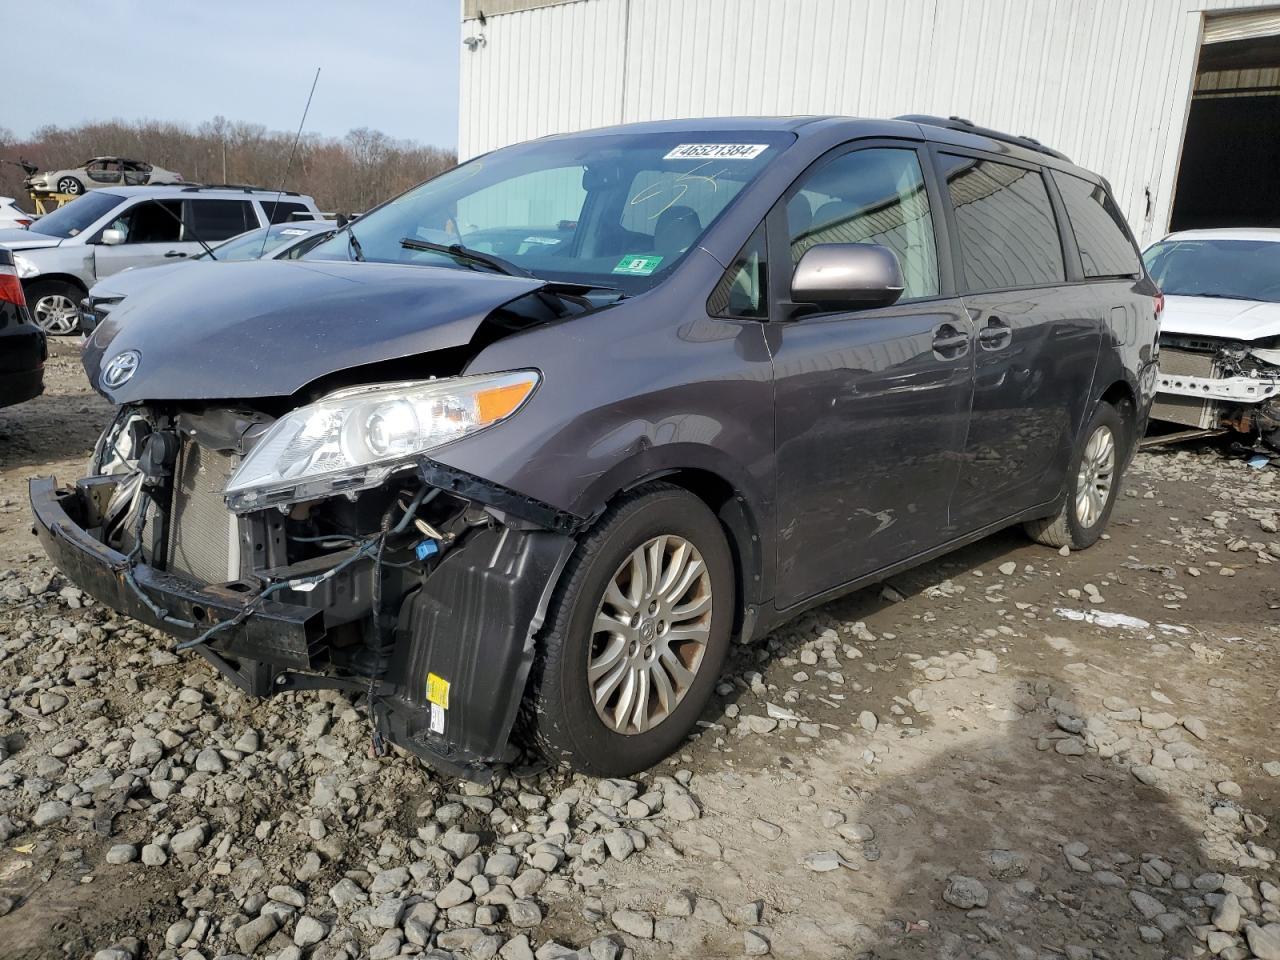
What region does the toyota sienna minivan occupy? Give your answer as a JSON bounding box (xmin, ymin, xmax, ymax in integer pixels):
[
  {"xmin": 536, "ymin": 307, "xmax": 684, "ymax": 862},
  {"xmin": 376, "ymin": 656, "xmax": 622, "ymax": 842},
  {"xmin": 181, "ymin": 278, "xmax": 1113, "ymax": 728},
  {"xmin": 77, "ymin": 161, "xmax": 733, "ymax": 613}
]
[{"xmin": 31, "ymin": 115, "xmax": 1160, "ymax": 780}]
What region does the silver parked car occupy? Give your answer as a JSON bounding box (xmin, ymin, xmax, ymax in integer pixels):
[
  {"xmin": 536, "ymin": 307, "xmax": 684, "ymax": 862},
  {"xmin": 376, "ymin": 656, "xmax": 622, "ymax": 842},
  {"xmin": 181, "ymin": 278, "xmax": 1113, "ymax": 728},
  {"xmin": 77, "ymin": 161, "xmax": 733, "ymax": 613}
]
[
  {"xmin": 0, "ymin": 186, "xmax": 321, "ymax": 333},
  {"xmin": 82, "ymin": 219, "xmax": 337, "ymax": 331},
  {"xmin": 24, "ymin": 157, "xmax": 184, "ymax": 196}
]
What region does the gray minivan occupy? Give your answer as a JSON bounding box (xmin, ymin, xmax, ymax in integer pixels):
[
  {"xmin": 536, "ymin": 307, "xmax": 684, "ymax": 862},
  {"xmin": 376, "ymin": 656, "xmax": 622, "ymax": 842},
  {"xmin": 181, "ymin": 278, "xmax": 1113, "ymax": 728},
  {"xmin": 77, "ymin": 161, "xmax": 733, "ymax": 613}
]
[
  {"xmin": 1, "ymin": 185, "xmax": 321, "ymax": 334},
  {"xmin": 31, "ymin": 116, "xmax": 1160, "ymax": 780}
]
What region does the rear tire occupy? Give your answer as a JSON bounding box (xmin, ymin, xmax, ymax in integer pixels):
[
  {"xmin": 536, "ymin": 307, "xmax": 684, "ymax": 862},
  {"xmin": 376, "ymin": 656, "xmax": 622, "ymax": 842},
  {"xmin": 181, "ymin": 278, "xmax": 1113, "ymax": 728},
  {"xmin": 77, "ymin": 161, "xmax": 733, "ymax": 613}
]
[
  {"xmin": 528, "ymin": 483, "xmax": 734, "ymax": 776},
  {"xmin": 1024, "ymin": 400, "xmax": 1127, "ymax": 550}
]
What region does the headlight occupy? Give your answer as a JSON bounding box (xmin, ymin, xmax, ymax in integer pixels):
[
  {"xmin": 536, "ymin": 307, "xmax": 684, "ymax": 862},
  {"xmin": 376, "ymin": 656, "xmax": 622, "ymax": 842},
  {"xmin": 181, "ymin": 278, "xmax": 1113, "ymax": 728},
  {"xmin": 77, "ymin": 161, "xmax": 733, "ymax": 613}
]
[
  {"xmin": 13, "ymin": 255, "xmax": 37, "ymax": 279},
  {"xmin": 224, "ymin": 370, "xmax": 539, "ymax": 512}
]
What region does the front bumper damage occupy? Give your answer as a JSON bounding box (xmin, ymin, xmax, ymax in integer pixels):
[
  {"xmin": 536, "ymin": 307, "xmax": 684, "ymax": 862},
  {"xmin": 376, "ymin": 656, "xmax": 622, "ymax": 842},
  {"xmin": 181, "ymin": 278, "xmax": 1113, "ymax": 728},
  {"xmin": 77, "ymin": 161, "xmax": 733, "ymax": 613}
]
[
  {"xmin": 1152, "ymin": 337, "xmax": 1280, "ymax": 446},
  {"xmin": 30, "ymin": 461, "xmax": 579, "ymax": 781}
]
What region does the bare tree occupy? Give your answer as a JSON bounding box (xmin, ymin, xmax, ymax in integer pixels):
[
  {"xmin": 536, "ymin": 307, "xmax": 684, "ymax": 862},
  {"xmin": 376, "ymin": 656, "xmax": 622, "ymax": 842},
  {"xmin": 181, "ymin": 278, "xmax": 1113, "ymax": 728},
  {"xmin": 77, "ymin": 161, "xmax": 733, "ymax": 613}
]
[{"xmin": 0, "ymin": 118, "xmax": 455, "ymax": 216}]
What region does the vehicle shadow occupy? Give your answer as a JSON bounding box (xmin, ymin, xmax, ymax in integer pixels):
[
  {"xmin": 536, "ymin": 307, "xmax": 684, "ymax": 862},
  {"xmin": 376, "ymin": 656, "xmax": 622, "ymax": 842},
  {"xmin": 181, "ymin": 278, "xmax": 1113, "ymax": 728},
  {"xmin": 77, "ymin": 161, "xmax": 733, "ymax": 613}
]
[
  {"xmin": 835, "ymin": 668, "xmax": 1206, "ymax": 959},
  {"xmin": 711, "ymin": 526, "xmax": 1045, "ymax": 725},
  {"xmin": 681, "ymin": 515, "xmax": 1227, "ymax": 959}
]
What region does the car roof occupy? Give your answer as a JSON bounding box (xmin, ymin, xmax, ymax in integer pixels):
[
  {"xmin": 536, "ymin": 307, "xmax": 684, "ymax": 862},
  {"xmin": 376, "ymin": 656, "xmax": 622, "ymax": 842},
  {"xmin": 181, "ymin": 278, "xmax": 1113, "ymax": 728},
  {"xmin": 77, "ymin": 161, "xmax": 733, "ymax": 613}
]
[
  {"xmin": 538, "ymin": 115, "xmax": 1087, "ymax": 177},
  {"xmin": 1158, "ymin": 227, "xmax": 1280, "ymax": 243},
  {"xmin": 96, "ymin": 185, "xmax": 316, "ymax": 202}
]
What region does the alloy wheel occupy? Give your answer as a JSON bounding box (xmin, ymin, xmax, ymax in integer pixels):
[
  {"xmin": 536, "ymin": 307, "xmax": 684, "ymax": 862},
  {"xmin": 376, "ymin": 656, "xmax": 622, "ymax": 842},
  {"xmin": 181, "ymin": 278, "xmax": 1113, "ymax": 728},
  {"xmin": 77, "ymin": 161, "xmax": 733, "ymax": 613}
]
[
  {"xmin": 33, "ymin": 294, "xmax": 80, "ymax": 335},
  {"xmin": 1075, "ymin": 424, "xmax": 1115, "ymax": 529},
  {"xmin": 588, "ymin": 534, "xmax": 713, "ymax": 735}
]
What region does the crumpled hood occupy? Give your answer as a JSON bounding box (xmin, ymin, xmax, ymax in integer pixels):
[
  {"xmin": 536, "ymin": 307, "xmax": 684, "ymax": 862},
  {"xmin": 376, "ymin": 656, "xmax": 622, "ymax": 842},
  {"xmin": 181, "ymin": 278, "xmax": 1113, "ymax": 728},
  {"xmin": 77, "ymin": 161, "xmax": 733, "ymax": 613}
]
[
  {"xmin": 83, "ymin": 258, "xmax": 546, "ymax": 403},
  {"xmin": 0, "ymin": 228, "xmax": 61, "ymax": 250},
  {"xmin": 1160, "ymin": 294, "xmax": 1280, "ymax": 342}
]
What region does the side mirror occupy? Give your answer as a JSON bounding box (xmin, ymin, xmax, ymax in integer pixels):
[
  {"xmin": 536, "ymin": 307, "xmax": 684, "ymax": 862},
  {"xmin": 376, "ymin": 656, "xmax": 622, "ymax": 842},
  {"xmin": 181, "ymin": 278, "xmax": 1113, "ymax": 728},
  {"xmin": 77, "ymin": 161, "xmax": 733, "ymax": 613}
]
[
  {"xmin": 790, "ymin": 243, "xmax": 905, "ymax": 311},
  {"xmin": 100, "ymin": 228, "xmax": 124, "ymax": 246}
]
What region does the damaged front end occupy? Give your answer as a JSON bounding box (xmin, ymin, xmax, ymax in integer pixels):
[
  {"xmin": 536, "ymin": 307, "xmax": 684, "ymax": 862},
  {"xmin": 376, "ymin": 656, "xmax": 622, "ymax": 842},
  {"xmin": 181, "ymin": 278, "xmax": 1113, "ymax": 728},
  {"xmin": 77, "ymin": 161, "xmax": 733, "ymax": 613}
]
[
  {"xmin": 31, "ymin": 392, "xmax": 580, "ymax": 782},
  {"xmin": 1152, "ymin": 334, "xmax": 1280, "ymax": 449}
]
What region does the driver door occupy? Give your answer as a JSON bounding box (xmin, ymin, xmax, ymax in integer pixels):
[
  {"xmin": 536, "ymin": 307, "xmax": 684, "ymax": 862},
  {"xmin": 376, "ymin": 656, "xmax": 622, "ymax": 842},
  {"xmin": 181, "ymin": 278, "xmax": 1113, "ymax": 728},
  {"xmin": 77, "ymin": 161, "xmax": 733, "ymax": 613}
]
[{"xmin": 92, "ymin": 199, "xmax": 192, "ymax": 278}]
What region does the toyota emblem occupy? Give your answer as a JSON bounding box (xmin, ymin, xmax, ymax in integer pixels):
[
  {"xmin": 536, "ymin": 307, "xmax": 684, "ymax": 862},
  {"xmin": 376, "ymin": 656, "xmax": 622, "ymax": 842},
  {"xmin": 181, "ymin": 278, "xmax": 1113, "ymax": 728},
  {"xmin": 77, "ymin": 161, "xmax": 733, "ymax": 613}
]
[{"xmin": 102, "ymin": 350, "xmax": 141, "ymax": 388}]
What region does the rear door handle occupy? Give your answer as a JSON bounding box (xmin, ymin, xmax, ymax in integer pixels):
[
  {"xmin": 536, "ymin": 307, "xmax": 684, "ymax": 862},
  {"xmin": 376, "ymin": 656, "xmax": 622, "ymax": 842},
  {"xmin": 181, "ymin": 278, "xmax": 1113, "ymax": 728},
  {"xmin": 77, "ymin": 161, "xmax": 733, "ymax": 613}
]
[
  {"xmin": 978, "ymin": 317, "xmax": 1012, "ymax": 350},
  {"xmin": 164, "ymin": 251, "xmax": 187, "ymax": 258},
  {"xmin": 932, "ymin": 324, "xmax": 970, "ymax": 359}
]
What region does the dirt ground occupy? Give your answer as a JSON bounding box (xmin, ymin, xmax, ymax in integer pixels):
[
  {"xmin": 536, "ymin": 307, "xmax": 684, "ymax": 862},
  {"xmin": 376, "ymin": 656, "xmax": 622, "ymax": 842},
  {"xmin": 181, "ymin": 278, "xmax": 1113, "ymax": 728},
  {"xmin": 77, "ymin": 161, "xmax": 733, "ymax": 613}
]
[{"xmin": 1, "ymin": 341, "xmax": 1278, "ymax": 960}]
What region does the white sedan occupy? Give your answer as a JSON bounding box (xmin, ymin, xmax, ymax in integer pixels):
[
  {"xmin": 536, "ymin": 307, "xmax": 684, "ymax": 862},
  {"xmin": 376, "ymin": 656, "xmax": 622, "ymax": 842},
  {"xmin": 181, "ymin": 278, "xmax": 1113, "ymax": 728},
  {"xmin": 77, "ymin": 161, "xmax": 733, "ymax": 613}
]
[{"xmin": 1144, "ymin": 228, "xmax": 1280, "ymax": 450}]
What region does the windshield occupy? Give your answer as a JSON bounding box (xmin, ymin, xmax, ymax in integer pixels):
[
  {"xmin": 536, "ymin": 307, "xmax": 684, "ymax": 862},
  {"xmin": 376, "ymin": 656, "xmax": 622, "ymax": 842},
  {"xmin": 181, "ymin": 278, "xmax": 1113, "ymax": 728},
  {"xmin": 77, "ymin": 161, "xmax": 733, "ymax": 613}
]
[
  {"xmin": 198, "ymin": 223, "xmax": 324, "ymax": 261},
  {"xmin": 307, "ymin": 131, "xmax": 793, "ymax": 291},
  {"xmin": 28, "ymin": 191, "xmax": 122, "ymax": 239},
  {"xmin": 1143, "ymin": 238, "xmax": 1280, "ymax": 303}
]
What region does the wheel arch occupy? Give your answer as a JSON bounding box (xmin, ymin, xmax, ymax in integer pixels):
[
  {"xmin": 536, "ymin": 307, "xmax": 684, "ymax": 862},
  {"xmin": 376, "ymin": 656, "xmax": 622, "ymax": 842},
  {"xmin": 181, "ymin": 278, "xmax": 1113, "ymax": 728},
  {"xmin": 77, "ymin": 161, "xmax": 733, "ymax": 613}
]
[
  {"xmin": 24, "ymin": 273, "xmax": 89, "ymax": 297},
  {"xmin": 1097, "ymin": 378, "xmax": 1139, "ymax": 461},
  {"xmin": 574, "ymin": 449, "xmax": 771, "ymax": 641}
]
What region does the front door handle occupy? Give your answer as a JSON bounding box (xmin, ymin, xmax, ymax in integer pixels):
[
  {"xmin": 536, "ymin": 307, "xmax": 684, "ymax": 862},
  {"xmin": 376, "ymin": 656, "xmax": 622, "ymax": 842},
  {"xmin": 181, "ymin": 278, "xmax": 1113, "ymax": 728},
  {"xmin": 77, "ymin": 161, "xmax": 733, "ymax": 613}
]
[
  {"xmin": 164, "ymin": 251, "xmax": 187, "ymax": 258},
  {"xmin": 932, "ymin": 324, "xmax": 970, "ymax": 359},
  {"xmin": 978, "ymin": 317, "xmax": 1012, "ymax": 351}
]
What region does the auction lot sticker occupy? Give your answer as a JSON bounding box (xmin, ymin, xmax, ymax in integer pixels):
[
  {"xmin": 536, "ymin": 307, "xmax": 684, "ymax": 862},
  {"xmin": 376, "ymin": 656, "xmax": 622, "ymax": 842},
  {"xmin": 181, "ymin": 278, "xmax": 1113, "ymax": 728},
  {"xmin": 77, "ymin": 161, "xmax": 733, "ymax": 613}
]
[{"xmin": 663, "ymin": 143, "xmax": 769, "ymax": 160}]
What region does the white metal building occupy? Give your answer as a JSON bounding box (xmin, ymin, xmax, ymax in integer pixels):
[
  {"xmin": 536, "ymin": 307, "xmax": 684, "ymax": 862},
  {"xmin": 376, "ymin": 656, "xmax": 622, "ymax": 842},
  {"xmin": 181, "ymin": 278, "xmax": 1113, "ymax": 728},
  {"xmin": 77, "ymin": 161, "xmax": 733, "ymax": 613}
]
[{"xmin": 458, "ymin": 0, "xmax": 1280, "ymax": 244}]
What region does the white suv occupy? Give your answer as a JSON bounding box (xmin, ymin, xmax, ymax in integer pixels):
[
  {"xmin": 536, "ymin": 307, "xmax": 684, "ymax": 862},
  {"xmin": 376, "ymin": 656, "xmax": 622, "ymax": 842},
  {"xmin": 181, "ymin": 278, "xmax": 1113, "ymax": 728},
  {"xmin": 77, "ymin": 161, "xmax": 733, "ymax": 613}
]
[{"xmin": 0, "ymin": 186, "xmax": 322, "ymax": 334}]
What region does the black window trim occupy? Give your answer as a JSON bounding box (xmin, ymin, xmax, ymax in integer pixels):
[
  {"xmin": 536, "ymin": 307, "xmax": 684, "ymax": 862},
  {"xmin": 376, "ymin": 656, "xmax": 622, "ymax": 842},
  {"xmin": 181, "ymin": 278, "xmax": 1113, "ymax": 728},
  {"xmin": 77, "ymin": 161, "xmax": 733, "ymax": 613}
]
[
  {"xmin": 763, "ymin": 136, "xmax": 959, "ymax": 322},
  {"xmin": 706, "ymin": 220, "xmax": 769, "ymax": 321},
  {"xmin": 926, "ymin": 142, "xmax": 1076, "ymax": 296}
]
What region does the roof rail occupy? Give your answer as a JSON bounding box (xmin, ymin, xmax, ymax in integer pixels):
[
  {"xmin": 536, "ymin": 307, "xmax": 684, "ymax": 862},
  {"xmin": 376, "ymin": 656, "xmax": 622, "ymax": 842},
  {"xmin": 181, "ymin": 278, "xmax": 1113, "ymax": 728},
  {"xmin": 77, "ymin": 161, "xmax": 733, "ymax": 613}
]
[
  {"xmin": 895, "ymin": 114, "xmax": 1071, "ymax": 162},
  {"xmin": 180, "ymin": 183, "xmax": 303, "ymax": 196}
]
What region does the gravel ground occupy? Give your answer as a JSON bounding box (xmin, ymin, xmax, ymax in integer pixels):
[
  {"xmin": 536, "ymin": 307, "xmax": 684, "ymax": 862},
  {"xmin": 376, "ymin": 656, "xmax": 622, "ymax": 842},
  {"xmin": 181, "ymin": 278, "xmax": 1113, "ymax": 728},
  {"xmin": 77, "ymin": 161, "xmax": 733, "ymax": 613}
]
[{"xmin": 0, "ymin": 341, "xmax": 1279, "ymax": 960}]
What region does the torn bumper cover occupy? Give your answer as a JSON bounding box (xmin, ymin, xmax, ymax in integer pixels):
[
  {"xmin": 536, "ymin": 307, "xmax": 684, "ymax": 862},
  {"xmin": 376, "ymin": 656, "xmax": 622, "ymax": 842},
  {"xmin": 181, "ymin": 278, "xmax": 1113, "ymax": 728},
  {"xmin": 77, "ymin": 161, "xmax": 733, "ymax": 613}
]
[
  {"xmin": 29, "ymin": 466, "xmax": 578, "ymax": 781},
  {"xmin": 1152, "ymin": 340, "xmax": 1280, "ymax": 443}
]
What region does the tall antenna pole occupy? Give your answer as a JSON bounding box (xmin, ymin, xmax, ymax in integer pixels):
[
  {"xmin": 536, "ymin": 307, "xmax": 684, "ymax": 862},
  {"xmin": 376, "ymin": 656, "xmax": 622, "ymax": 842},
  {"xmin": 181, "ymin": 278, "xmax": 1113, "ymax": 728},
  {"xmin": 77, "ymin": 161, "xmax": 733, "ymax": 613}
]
[{"xmin": 259, "ymin": 67, "xmax": 320, "ymax": 256}]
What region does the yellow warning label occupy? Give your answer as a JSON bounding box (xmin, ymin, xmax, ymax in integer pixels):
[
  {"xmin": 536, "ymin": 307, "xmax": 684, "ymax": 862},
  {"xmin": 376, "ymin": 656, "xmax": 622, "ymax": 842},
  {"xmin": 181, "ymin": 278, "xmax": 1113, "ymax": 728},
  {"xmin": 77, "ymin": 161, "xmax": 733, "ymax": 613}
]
[{"xmin": 426, "ymin": 673, "xmax": 451, "ymax": 709}]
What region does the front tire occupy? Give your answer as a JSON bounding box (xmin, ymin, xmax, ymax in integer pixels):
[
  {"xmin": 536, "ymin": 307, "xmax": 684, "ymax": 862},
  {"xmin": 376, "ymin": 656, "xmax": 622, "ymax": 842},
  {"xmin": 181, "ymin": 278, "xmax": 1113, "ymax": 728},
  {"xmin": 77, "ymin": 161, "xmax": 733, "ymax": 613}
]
[
  {"xmin": 529, "ymin": 484, "xmax": 734, "ymax": 776},
  {"xmin": 1024, "ymin": 400, "xmax": 1127, "ymax": 549},
  {"xmin": 56, "ymin": 176, "xmax": 83, "ymax": 196},
  {"xmin": 27, "ymin": 279, "xmax": 84, "ymax": 335}
]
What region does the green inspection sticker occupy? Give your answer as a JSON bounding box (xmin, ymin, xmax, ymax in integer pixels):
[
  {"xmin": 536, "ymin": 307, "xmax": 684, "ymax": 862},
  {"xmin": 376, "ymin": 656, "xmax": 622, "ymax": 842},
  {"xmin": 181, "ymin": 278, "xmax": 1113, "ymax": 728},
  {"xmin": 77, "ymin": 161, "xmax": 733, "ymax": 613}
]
[{"xmin": 612, "ymin": 254, "xmax": 663, "ymax": 276}]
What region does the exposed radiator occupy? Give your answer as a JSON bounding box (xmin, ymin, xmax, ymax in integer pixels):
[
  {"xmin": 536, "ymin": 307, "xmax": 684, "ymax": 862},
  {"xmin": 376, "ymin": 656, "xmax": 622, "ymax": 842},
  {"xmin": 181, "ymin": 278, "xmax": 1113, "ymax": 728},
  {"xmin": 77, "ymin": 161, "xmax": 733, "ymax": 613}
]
[
  {"xmin": 166, "ymin": 441, "xmax": 241, "ymax": 584},
  {"xmin": 1152, "ymin": 347, "xmax": 1219, "ymax": 429}
]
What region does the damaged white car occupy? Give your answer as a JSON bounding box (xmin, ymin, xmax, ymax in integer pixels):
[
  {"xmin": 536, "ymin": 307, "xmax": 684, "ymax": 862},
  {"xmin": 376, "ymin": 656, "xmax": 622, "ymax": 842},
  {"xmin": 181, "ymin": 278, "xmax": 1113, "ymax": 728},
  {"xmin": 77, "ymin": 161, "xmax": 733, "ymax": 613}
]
[{"xmin": 1144, "ymin": 229, "xmax": 1280, "ymax": 450}]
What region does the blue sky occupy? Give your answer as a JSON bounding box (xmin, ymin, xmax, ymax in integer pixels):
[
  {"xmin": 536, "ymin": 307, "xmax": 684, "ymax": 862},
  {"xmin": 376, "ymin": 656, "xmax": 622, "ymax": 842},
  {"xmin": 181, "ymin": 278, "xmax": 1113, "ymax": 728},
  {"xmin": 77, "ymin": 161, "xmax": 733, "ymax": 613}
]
[{"xmin": 4, "ymin": 0, "xmax": 460, "ymax": 147}]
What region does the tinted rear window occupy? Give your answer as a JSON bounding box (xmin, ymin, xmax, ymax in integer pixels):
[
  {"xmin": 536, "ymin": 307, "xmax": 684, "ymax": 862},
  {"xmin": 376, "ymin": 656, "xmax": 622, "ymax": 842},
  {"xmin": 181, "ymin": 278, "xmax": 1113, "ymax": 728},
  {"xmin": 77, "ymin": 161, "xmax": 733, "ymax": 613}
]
[
  {"xmin": 261, "ymin": 200, "xmax": 310, "ymax": 224},
  {"xmin": 190, "ymin": 199, "xmax": 257, "ymax": 241},
  {"xmin": 939, "ymin": 155, "xmax": 1065, "ymax": 291},
  {"xmin": 1052, "ymin": 171, "xmax": 1141, "ymax": 278}
]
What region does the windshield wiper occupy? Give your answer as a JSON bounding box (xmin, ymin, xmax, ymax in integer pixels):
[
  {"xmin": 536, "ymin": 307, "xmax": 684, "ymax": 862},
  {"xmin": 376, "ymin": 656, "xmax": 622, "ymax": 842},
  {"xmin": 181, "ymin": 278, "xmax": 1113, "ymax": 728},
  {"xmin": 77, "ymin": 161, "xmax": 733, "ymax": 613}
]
[
  {"xmin": 347, "ymin": 228, "xmax": 365, "ymax": 262},
  {"xmin": 1180, "ymin": 291, "xmax": 1248, "ymax": 300},
  {"xmin": 399, "ymin": 237, "xmax": 533, "ymax": 279}
]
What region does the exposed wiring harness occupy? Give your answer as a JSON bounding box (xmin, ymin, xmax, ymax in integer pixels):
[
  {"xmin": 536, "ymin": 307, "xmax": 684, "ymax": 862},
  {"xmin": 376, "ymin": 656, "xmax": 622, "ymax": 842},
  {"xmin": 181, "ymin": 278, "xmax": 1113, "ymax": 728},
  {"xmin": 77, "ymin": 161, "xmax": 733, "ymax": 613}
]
[{"xmin": 172, "ymin": 485, "xmax": 438, "ymax": 654}]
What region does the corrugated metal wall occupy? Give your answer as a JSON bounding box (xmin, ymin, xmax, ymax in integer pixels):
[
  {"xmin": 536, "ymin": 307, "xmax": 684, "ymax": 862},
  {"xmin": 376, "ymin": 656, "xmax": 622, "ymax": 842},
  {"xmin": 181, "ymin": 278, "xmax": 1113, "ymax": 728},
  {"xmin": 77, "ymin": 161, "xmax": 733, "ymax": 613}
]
[{"xmin": 459, "ymin": 0, "xmax": 1279, "ymax": 244}]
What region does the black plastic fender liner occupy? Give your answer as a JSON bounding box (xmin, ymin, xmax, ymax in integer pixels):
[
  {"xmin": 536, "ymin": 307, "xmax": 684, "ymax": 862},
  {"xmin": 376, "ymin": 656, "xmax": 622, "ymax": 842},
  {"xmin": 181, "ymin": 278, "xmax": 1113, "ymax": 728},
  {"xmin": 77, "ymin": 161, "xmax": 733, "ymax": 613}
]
[
  {"xmin": 379, "ymin": 523, "xmax": 575, "ymax": 780},
  {"xmin": 416, "ymin": 459, "xmax": 586, "ymax": 536}
]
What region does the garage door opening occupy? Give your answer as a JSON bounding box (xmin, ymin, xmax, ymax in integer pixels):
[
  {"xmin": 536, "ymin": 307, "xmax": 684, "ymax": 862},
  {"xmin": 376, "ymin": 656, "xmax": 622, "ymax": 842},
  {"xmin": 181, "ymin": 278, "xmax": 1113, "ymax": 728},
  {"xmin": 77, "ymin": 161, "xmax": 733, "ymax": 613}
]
[{"xmin": 1169, "ymin": 32, "xmax": 1280, "ymax": 231}]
